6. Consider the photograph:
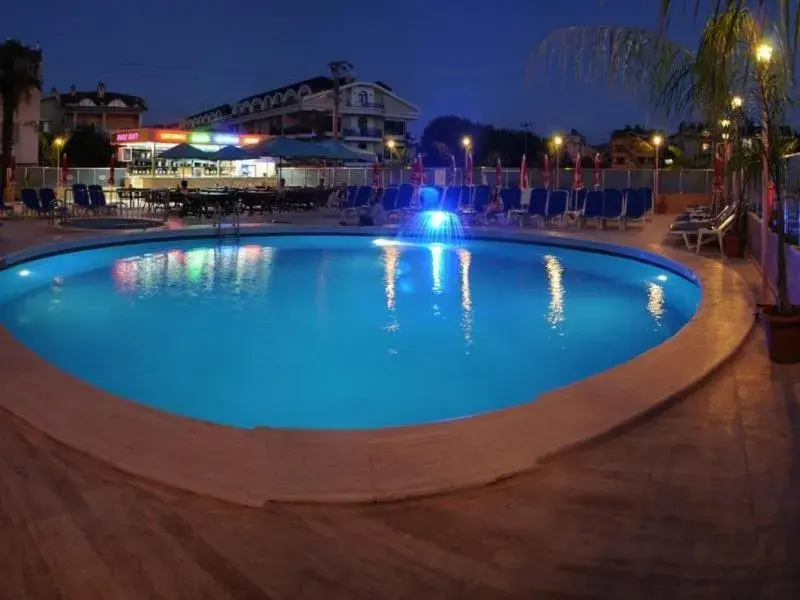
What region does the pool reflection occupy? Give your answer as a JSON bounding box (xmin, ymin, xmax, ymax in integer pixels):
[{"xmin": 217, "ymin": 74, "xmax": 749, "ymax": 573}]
[{"xmin": 544, "ymin": 254, "xmax": 565, "ymax": 328}]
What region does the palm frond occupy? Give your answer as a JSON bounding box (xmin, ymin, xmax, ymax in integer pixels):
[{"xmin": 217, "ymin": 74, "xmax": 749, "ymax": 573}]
[{"xmin": 533, "ymin": 25, "xmax": 694, "ymax": 108}]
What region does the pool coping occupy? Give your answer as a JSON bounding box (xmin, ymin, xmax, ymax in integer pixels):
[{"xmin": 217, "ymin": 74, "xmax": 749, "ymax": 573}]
[{"xmin": 0, "ymin": 225, "xmax": 755, "ymax": 505}]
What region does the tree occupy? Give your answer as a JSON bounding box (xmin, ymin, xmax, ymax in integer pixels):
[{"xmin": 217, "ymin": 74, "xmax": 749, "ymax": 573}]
[
  {"xmin": 0, "ymin": 40, "xmax": 41, "ymax": 192},
  {"xmin": 62, "ymin": 125, "xmax": 114, "ymax": 167},
  {"xmin": 420, "ymin": 115, "xmax": 544, "ymax": 167},
  {"xmin": 328, "ymin": 61, "xmax": 353, "ymax": 141}
]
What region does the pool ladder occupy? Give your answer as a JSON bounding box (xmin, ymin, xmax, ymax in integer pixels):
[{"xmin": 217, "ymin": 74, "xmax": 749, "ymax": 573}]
[{"xmin": 214, "ymin": 200, "xmax": 241, "ymax": 240}]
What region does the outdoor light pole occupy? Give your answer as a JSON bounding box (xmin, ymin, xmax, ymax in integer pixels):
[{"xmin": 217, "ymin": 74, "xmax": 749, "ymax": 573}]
[
  {"xmin": 553, "ymin": 135, "xmax": 563, "ymax": 188},
  {"xmin": 731, "ymin": 95, "xmax": 744, "ymax": 203},
  {"xmin": 386, "ymin": 139, "xmax": 396, "ymax": 185},
  {"xmin": 756, "ymin": 42, "xmax": 773, "ymax": 304},
  {"xmin": 521, "ymin": 121, "xmax": 532, "ymax": 155},
  {"xmin": 652, "ymin": 134, "xmax": 663, "ymax": 203},
  {"xmin": 54, "ymin": 137, "xmax": 65, "ymax": 190},
  {"xmin": 461, "ymin": 136, "xmax": 472, "ymax": 185}
]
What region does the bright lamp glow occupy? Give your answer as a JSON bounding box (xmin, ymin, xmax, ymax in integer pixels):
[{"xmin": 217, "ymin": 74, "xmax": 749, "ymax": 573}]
[
  {"xmin": 731, "ymin": 96, "xmax": 743, "ymax": 108},
  {"xmin": 461, "ymin": 136, "xmax": 471, "ymax": 148},
  {"xmin": 553, "ymin": 135, "xmax": 563, "ymax": 147},
  {"xmin": 427, "ymin": 210, "xmax": 448, "ymax": 229},
  {"xmin": 652, "ymin": 134, "xmax": 663, "ymax": 147},
  {"xmin": 756, "ymin": 42, "xmax": 773, "ymax": 63}
]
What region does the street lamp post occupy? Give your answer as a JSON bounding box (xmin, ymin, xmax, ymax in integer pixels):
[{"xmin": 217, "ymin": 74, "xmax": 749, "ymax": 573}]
[
  {"xmin": 652, "ymin": 134, "xmax": 663, "ymax": 205},
  {"xmin": 461, "ymin": 136, "xmax": 472, "ymax": 185},
  {"xmin": 553, "ymin": 135, "xmax": 563, "ymax": 188},
  {"xmin": 386, "ymin": 139, "xmax": 396, "ymax": 185},
  {"xmin": 756, "ymin": 41, "xmax": 773, "ymax": 304},
  {"xmin": 53, "ymin": 136, "xmax": 65, "ymax": 190},
  {"xmin": 521, "ymin": 121, "xmax": 532, "ymax": 156}
]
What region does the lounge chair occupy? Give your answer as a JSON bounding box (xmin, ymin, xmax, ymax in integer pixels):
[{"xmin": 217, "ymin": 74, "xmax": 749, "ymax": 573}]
[
  {"xmin": 88, "ymin": 185, "xmax": 117, "ymax": 213},
  {"xmin": 517, "ymin": 188, "xmax": 547, "ymax": 226},
  {"xmin": 343, "ymin": 185, "xmax": 358, "ymax": 208},
  {"xmin": 624, "ymin": 188, "xmax": 647, "ymax": 226},
  {"xmin": 472, "ymin": 185, "xmax": 491, "ymax": 213},
  {"xmin": 381, "ymin": 187, "xmax": 398, "ymax": 212},
  {"xmin": 419, "ymin": 186, "xmax": 442, "ymax": 211},
  {"xmin": 669, "ymin": 209, "xmax": 736, "ymax": 254},
  {"xmin": 501, "ymin": 186, "xmax": 522, "ymax": 212},
  {"xmin": 388, "ymin": 184, "xmax": 413, "ymax": 221},
  {"xmin": 341, "ymin": 186, "xmax": 374, "ymax": 221},
  {"xmin": 695, "ymin": 212, "xmax": 737, "ymax": 255},
  {"xmin": 602, "ymin": 189, "xmax": 625, "ymax": 229},
  {"xmin": 638, "ymin": 187, "xmax": 654, "ymax": 216},
  {"xmin": 442, "ymin": 186, "xmax": 461, "ymax": 212},
  {"xmin": 545, "ymin": 189, "xmax": 569, "ymax": 226},
  {"xmin": 582, "ymin": 190, "xmax": 604, "ymax": 227},
  {"xmin": 72, "ymin": 184, "xmax": 92, "ymax": 214},
  {"xmin": 21, "ymin": 188, "xmax": 49, "ymax": 218},
  {"xmin": 0, "ymin": 188, "xmax": 13, "ymax": 216}
]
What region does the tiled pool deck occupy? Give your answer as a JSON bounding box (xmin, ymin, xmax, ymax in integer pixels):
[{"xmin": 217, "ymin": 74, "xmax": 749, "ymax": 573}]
[{"xmin": 0, "ymin": 214, "xmax": 798, "ymax": 598}]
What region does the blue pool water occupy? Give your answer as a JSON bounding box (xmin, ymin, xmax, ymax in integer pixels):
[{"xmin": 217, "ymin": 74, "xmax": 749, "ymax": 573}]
[{"xmin": 0, "ymin": 235, "xmax": 700, "ymax": 430}]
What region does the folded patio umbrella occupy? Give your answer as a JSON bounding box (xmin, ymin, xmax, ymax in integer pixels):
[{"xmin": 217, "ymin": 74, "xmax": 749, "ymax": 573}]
[{"xmin": 158, "ymin": 143, "xmax": 212, "ymax": 161}]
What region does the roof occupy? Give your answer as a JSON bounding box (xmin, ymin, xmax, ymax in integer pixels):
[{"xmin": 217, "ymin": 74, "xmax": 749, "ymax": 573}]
[
  {"xmin": 184, "ymin": 103, "xmax": 232, "ymax": 120},
  {"xmin": 237, "ymin": 76, "xmax": 343, "ymax": 105},
  {"xmin": 59, "ymin": 91, "xmax": 147, "ymax": 110}
]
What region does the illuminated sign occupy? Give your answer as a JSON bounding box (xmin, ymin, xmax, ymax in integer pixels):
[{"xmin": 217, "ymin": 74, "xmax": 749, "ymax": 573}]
[
  {"xmin": 115, "ymin": 131, "xmax": 140, "ymax": 143},
  {"xmin": 241, "ymin": 136, "xmax": 260, "ymax": 145},
  {"xmin": 213, "ymin": 134, "xmax": 239, "ymax": 145},
  {"xmin": 158, "ymin": 131, "xmax": 188, "ymax": 142},
  {"xmin": 189, "ymin": 132, "xmax": 211, "ymax": 144}
]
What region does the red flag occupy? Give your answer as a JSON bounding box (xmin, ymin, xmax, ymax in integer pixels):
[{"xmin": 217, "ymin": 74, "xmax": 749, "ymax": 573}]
[
  {"xmin": 543, "ymin": 153, "xmax": 550, "ymax": 188},
  {"xmin": 573, "ymin": 150, "xmax": 583, "ymax": 189},
  {"xmin": 60, "ymin": 154, "xmax": 69, "ymax": 186},
  {"xmin": 593, "ymin": 153, "xmax": 601, "ymax": 188},
  {"xmin": 711, "ymin": 155, "xmax": 724, "ymax": 192},
  {"xmin": 372, "ymin": 159, "xmax": 380, "ymax": 188},
  {"xmin": 108, "ymin": 153, "xmax": 116, "ymax": 186},
  {"xmin": 410, "ymin": 154, "xmax": 424, "ymax": 186},
  {"xmin": 465, "ymin": 151, "xmax": 473, "ymax": 185},
  {"xmin": 495, "ymin": 156, "xmax": 502, "ymax": 188},
  {"xmin": 520, "ymin": 154, "xmax": 528, "ymax": 188}
]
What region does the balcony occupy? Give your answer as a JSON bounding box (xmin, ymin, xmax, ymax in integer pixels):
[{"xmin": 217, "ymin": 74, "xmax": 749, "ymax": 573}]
[
  {"xmin": 346, "ymin": 101, "xmax": 384, "ymax": 110},
  {"xmin": 343, "ymin": 128, "xmax": 383, "ymax": 139}
]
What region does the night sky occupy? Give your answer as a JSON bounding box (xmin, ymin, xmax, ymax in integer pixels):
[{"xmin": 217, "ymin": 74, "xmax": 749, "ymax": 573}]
[{"xmin": 7, "ymin": 0, "xmax": 706, "ymax": 143}]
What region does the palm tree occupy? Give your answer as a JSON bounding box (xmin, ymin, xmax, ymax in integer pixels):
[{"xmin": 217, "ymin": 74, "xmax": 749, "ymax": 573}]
[
  {"xmin": 0, "ymin": 40, "xmax": 41, "ymax": 193},
  {"xmin": 327, "ymin": 61, "xmax": 353, "ymax": 141}
]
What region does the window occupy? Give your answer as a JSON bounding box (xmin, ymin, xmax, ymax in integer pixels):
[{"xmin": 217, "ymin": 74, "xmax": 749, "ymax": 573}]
[
  {"xmin": 78, "ymin": 98, "xmax": 96, "ymax": 107},
  {"xmin": 108, "ymin": 99, "xmax": 126, "ymax": 108},
  {"xmin": 358, "ymin": 91, "xmax": 369, "ymax": 105},
  {"xmin": 358, "ymin": 117, "xmax": 368, "ymax": 135}
]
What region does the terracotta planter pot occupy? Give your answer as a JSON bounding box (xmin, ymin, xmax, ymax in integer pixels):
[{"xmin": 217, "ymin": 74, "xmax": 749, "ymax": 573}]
[
  {"xmin": 762, "ymin": 306, "xmax": 800, "ymax": 364},
  {"xmin": 722, "ymin": 234, "xmax": 746, "ymax": 258}
]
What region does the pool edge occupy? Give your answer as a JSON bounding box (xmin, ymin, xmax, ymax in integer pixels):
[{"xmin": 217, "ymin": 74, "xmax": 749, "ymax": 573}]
[{"xmin": 0, "ymin": 226, "xmax": 755, "ymax": 505}]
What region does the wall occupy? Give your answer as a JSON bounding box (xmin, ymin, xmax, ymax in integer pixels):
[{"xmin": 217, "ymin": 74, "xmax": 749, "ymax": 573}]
[
  {"xmin": 747, "ymin": 212, "xmax": 800, "ymax": 304},
  {"xmin": 1, "ymin": 88, "xmax": 40, "ymax": 165}
]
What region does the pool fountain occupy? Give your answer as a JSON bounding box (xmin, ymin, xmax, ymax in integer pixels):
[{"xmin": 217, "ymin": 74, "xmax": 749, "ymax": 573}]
[{"xmin": 399, "ymin": 209, "xmax": 465, "ymax": 245}]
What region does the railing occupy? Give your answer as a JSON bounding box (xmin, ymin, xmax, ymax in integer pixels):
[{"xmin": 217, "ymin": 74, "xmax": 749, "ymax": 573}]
[
  {"xmin": 10, "ymin": 166, "xmax": 718, "ymax": 195},
  {"xmin": 346, "ymin": 101, "xmax": 385, "ymax": 109},
  {"xmin": 342, "ymin": 128, "xmax": 383, "ymax": 138}
]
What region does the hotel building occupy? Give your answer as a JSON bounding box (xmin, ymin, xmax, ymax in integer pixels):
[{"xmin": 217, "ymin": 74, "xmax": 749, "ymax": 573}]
[
  {"xmin": 39, "ymin": 82, "xmax": 148, "ymax": 134},
  {"xmin": 182, "ymin": 76, "xmax": 420, "ymax": 160}
]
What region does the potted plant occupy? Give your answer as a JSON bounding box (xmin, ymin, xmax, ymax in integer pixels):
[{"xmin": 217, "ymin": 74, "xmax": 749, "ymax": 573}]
[{"xmin": 754, "ymin": 44, "xmax": 800, "ymax": 364}]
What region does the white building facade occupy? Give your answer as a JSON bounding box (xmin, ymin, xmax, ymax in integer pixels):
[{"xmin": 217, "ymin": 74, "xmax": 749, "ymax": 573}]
[{"xmin": 182, "ymin": 76, "xmax": 420, "ymax": 160}]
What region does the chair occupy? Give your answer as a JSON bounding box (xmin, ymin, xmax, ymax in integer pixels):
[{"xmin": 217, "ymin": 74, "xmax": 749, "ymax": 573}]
[
  {"xmin": 518, "ymin": 188, "xmax": 547, "ymax": 226},
  {"xmin": 388, "ymin": 184, "xmax": 413, "ymax": 220},
  {"xmin": 668, "ymin": 209, "xmax": 735, "ymax": 254},
  {"xmin": 21, "ymin": 188, "xmax": 46, "ymax": 217},
  {"xmin": 72, "ymin": 184, "xmax": 92, "ymax": 214},
  {"xmin": 545, "ymin": 189, "xmax": 569, "ymax": 226},
  {"xmin": 472, "ymin": 185, "xmax": 491, "ymax": 212},
  {"xmin": 0, "ymin": 188, "xmax": 13, "ymax": 216},
  {"xmin": 582, "ymin": 190, "xmax": 604, "ymax": 227},
  {"xmin": 442, "ymin": 186, "xmax": 461, "ymax": 212},
  {"xmin": 602, "ymin": 189, "xmax": 625, "ymax": 229},
  {"xmin": 419, "ymin": 186, "xmax": 441, "ymax": 210},
  {"xmin": 623, "ymin": 188, "xmax": 647, "ymax": 226},
  {"xmin": 569, "ymin": 188, "xmax": 587, "ymax": 214},
  {"xmin": 380, "ymin": 187, "xmax": 398, "ymax": 212},
  {"xmin": 343, "ymin": 185, "xmax": 358, "ymax": 208},
  {"xmin": 638, "ymin": 187, "xmax": 654, "ymax": 214},
  {"xmin": 500, "ymin": 186, "xmax": 522, "ymax": 211},
  {"xmin": 695, "ymin": 213, "xmax": 738, "ymax": 256},
  {"xmin": 88, "ymin": 185, "xmax": 111, "ymax": 213}
]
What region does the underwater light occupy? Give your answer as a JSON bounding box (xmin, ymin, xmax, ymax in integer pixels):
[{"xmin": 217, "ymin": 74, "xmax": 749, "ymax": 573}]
[
  {"xmin": 656, "ymin": 274, "xmax": 668, "ymax": 282},
  {"xmin": 19, "ymin": 269, "xmax": 30, "ymax": 277},
  {"xmin": 425, "ymin": 210, "xmax": 448, "ymax": 229}
]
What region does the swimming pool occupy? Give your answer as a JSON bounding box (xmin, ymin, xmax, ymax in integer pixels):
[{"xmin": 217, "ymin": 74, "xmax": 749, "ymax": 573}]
[{"xmin": 0, "ymin": 234, "xmax": 701, "ymax": 430}]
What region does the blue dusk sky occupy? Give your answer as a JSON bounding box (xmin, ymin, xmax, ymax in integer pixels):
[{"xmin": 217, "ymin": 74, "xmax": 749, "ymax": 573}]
[{"xmin": 6, "ymin": 0, "xmax": 709, "ymax": 143}]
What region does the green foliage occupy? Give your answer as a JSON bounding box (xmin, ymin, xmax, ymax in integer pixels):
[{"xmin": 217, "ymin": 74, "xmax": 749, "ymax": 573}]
[
  {"xmin": 0, "ymin": 39, "xmax": 41, "ymax": 190},
  {"xmin": 420, "ymin": 115, "xmax": 544, "ymax": 167},
  {"xmin": 62, "ymin": 126, "xmax": 114, "ymax": 167}
]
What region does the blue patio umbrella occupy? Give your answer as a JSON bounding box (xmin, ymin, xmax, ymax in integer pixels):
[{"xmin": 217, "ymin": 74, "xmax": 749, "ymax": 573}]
[
  {"xmin": 207, "ymin": 145, "xmax": 253, "ymax": 161},
  {"xmin": 157, "ymin": 143, "xmax": 212, "ymax": 161},
  {"xmin": 312, "ymin": 140, "xmax": 376, "ymax": 162},
  {"xmin": 249, "ymin": 137, "xmax": 323, "ymax": 159}
]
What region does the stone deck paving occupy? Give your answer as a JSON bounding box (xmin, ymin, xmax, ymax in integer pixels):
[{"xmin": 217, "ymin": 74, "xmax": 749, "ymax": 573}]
[{"xmin": 0, "ymin": 214, "xmax": 798, "ymax": 598}]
